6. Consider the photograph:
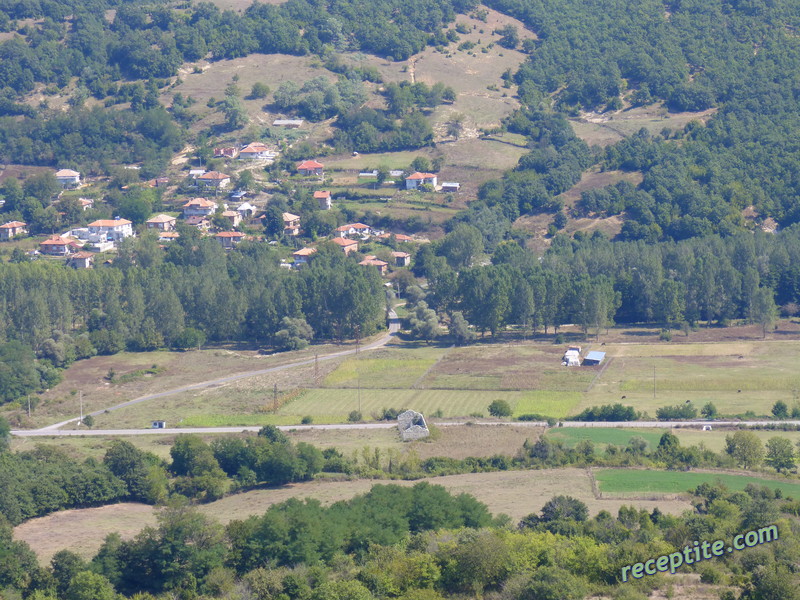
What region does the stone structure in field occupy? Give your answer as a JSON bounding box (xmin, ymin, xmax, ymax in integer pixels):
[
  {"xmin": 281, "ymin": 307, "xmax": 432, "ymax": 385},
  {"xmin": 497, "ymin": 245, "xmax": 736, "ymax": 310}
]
[{"xmin": 398, "ymin": 410, "xmax": 429, "ymax": 441}]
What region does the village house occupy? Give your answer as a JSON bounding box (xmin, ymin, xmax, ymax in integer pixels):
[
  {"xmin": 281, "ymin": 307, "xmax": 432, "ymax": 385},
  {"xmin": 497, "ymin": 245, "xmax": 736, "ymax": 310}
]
[
  {"xmin": 55, "ymin": 169, "xmax": 81, "ymax": 188},
  {"xmin": 145, "ymin": 177, "xmax": 170, "ymax": 189},
  {"xmin": 88, "ymin": 218, "xmax": 134, "ymax": 241},
  {"xmin": 146, "ymin": 214, "xmax": 177, "ymax": 232},
  {"xmin": 69, "ymin": 251, "xmax": 95, "ymax": 269},
  {"xmin": 78, "ymin": 198, "xmax": 94, "ymax": 211},
  {"xmin": 39, "ymin": 235, "xmax": 78, "ymax": 256},
  {"xmin": 293, "ymin": 247, "xmax": 317, "ymax": 268},
  {"xmin": 236, "ymin": 202, "xmax": 256, "ymax": 219},
  {"xmin": 405, "ymin": 172, "xmax": 437, "ymax": 190},
  {"xmin": 391, "ymin": 251, "xmax": 411, "ymax": 267},
  {"xmin": 377, "ymin": 232, "xmax": 414, "ymax": 243},
  {"xmin": 216, "ymin": 231, "xmax": 246, "ymax": 249},
  {"xmin": 221, "ymin": 210, "xmax": 242, "ymax": 228},
  {"xmin": 158, "ymin": 231, "xmax": 180, "ymax": 242},
  {"xmin": 333, "ymin": 223, "xmax": 373, "ymax": 238},
  {"xmin": 314, "ymin": 190, "xmax": 332, "ymax": 210},
  {"xmin": 0, "ymin": 221, "xmax": 28, "ymax": 241},
  {"xmin": 185, "ymin": 215, "xmax": 212, "ymax": 230},
  {"xmin": 330, "ymin": 236, "xmax": 358, "ymax": 255},
  {"xmin": 197, "ymin": 171, "xmax": 231, "ymax": 190},
  {"xmin": 296, "ymin": 160, "xmax": 324, "ymax": 177},
  {"xmin": 239, "ymin": 143, "xmax": 277, "ymax": 160},
  {"xmin": 183, "ymin": 197, "xmax": 218, "ymax": 218},
  {"xmin": 359, "ymin": 256, "xmax": 388, "ymax": 275},
  {"xmin": 213, "ymin": 147, "xmax": 238, "ymax": 159},
  {"xmin": 188, "ymin": 169, "xmax": 206, "ymax": 179},
  {"xmin": 283, "ymin": 212, "xmax": 301, "ymax": 236}
]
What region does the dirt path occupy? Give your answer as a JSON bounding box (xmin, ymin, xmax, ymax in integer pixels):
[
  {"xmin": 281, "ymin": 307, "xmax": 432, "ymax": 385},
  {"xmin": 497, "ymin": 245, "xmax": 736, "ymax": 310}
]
[{"xmin": 28, "ymin": 314, "xmax": 401, "ymax": 432}]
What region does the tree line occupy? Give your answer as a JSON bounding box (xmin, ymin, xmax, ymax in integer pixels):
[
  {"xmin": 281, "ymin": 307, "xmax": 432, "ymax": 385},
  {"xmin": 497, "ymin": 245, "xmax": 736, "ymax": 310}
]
[{"xmin": 0, "ymin": 236, "xmax": 385, "ymax": 406}]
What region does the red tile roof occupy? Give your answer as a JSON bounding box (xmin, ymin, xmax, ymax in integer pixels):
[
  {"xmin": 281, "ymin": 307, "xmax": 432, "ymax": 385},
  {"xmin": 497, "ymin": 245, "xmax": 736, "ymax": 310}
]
[
  {"xmin": 0, "ymin": 221, "xmax": 27, "ymax": 229},
  {"xmin": 183, "ymin": 198, "xmax": 216, "ymax": 208},
  {"xmin": 297, "ymin": 160, "xmax": 324, "ymax": 170},
  {"xmin": 406, "ymin": 172, "xmax": 436, "ymax": 180},
  {"xmin": 215, "ymin": 231, "xmax": 246, "ymax": 238},
  {"xmin": 313, "ymin": 191, "xmax": 331, "ymax": 199},
  {"xmin": 331, "ymin": 237, "xmax": 358, "ymax": 247},
  {"xmin": 146, "ymin": 214, "xmax": 176, "ymax": 223},
  {"xmin": 294, "ymin": 247, "xmax": 317, "ymax": 256},
  {"xmin": 40, "ymin": 235, "xmax": 72, "ymax": 245}
]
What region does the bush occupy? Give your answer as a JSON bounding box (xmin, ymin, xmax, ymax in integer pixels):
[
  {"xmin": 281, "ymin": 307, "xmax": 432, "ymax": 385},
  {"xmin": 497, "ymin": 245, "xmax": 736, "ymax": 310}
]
[
  {"xmin": 301, "ymin": 415, "xmax": 313, "ymax": 425},
  {"xmin": 659, "ymin": 328, "xmax": 672, "ymax": 341},
  {"xmin": 488, "ymin": 399, "xmax": 512, "ymax": 417},
  {"xmin": 348, "ymin": 411, "xmax": 362, "ymax": 422}
]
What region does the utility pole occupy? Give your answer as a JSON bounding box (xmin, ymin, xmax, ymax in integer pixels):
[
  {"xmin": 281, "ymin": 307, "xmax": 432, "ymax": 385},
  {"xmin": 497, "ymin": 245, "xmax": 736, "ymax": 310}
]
[
  {"xmin": 79, "ymin": 390, "xmax": 83, "ymax": 426},
  {"xmin": 356, "ymin": 326, "xmax": 361, "ymax": 414}
]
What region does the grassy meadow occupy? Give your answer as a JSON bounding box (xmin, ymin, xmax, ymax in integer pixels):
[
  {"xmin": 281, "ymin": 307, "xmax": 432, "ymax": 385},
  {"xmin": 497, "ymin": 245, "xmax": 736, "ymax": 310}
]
[{"xmin": 595, "ymin": 468, "xmax": 800, "ymax": 498}]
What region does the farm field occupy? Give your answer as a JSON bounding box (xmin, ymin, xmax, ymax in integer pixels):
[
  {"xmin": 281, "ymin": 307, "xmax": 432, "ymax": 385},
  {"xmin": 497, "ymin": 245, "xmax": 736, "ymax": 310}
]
[
  {"xmin": 580, "ymin": 340, "xmax": 800, "ymax": 417},
  {"xmin": 546, "ymin": 426, "xmax": 800, "ymax": 454},
  {"xmin": 595, "ymin": 468, "xmax": 800, "ymax": 498},
  {"xmin": 14, "ymin": 468, "xmax": 692, "ymax": 564}
]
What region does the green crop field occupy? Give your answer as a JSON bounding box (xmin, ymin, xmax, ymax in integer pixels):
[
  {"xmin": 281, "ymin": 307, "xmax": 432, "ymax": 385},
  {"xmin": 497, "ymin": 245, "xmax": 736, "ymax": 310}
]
[
  {"xmin": 546, "ymin": 427, "xmax": 664, "ymax": 449},
  {"xmin": 595, "ymin": 469, "xmax": 800, "ymax": 498}
]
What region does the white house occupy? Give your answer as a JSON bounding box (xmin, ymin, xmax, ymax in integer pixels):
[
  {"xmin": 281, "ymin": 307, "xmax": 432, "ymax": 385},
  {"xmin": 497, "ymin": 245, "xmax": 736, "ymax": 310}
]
[
  {"xmin": 333, "ymin": 223, "xmax": 374, "ymax": 238},
  {"xmin": 405, "ymin": 172, "xmax": 437, "ymax": 190},
  {"xmin": 440, "ymin": 182, "xmax": 461, "ymax": 192},
  {"xmin": 87, "ymin": 218, "xmax": 134, "ymax": 241},
  {"xmin": 293, "ymin": 247, "xmax": 317, "ymax": 268},
  {"xmin": 55, "ymin": 169, "xmax": 81, "ymax": 188},
  {"xmin": 314, "ymin": 190, "xmax": 332, "ymax": 210},
  {"xmin": 239, "ymin": 143, "xmax": 277, "ymax": 160}
]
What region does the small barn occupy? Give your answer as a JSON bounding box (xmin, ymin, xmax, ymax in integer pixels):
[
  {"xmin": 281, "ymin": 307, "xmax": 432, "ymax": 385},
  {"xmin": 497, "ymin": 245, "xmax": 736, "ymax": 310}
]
[{"xmin": 583, "ymin": 351, "xmax": 606, "ymax": 366}]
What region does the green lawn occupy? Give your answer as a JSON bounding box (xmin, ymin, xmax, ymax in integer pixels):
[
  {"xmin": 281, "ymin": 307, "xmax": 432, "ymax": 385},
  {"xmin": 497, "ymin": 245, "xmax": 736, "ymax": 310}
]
[
  {"xmin": 513, "ymin": 392, "xmax": 584, "ymax": 419},
  {"xmin": 595, "ymin": 468, "xmax": 800, "ymax": 498},
  {"xmin": 323, "ymin": 357, "xmax": 438, "ymax": 388}
]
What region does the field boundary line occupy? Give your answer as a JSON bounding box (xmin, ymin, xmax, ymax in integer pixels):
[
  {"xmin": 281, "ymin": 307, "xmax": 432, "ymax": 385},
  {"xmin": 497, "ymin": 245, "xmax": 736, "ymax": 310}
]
[
  {"xmin": 587, "ymin": 468, "xmax": 602, "ymax": 499},
  {"xmin": 411, "ymin": 345, "xmax": 455, "ymax": 389}
]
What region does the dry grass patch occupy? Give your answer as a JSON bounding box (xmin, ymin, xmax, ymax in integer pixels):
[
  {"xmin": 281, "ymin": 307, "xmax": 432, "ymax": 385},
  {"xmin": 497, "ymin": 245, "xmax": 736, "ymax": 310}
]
[{"xmin": 14, "ymin": 503, "xmax": 157, "ymax": 563}]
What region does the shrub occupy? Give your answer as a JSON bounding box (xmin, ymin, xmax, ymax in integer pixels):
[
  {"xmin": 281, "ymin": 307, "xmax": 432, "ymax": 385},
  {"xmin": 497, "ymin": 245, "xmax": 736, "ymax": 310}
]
[
  {"xmin": 348, "ymin": 411, "xmax": 362, "ymax": 422},
  {"xmin": 488, "ymin": 399, "xmax": 512, "ymax": 417},
  {"xmin": 301, "ymin": 416, "xmax": 313, "ymax": 425}
]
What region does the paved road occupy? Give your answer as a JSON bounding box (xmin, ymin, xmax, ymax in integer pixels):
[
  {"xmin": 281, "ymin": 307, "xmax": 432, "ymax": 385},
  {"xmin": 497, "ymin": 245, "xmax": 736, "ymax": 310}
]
[
  {"xmin": 13, "ymin": 419, "xmax": 800, "ymax": 438},
  {"xmin": 31, "ymin": 313, "xmax": 402, "ymax": 432}
]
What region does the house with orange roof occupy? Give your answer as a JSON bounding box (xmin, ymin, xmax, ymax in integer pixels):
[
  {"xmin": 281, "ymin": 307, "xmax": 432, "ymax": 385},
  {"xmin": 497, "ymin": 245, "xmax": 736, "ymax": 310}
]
[
  {"xmin": 377, "ymin": 232, "xmax": 414, "ymax": 243},
  {"xmin": 183, "ymin": 197, "xmax": 218, "ymax": 218},
  {"xmin": 215, "ymin": 231, "xmax": 246, "ymax": 249},
  {"xmin": 0, "ymin": 221, "xmax": 28, "ymax": 241},
  {"xmin": 391, "ymin": 251, "xmax": 411, "ymax": 267},
  {"xmin": 197, "ymin": 171, "xmax": 231, "ymax": 189},
  {"xmin": 78, "ymin": 198, "xmax": 94, "ymax": 211},
  {"xmin": 158, "ymin": 231, "xmax": 180, "ymax": 242},
  {"xmin": 333, "ymin": 223, "xmax": 373, "ymax": 238},
  {"xmin": 359, "ymin": 256, "xmax": 388, "ymax": 275},
  {"xmin": 88, "ymin": 218, "xmax": 133, "ymax": 241},
  {"xmin": 39, "ymin": 235, "xmax": 76, "ymax": 256},
  {"xmin": 297, "ymin": 160, "xmax": 324, "ymax": 176},
  {"xmin": 405, "ymin": 172, "xmax": 437, "ymax": 190},
  {"xmin": 330, "ymin": 236, "xmax": 358, "ymax": 255},
  {"xmin": 314, "ymin": 190, "xmax": 332, "ymax": 210},
  {"xmin": 55, "ymin": 169, "xmax": 81, "ymax": 188},
  {"xmin": 221, "ymin": 210, "xmax": 242, "ymax": 227},
  {"xmin": 292, "ymin": 247, "xmax": 317, "ymax": 268},
  {"xmin": 69, "ymin": 251, "xmax": 95, "ymax": 269},
  {"xmin": 239, "ymin": 143, "xmax": 277, "ymax": 160},
  {"xmin": 283, "ymin": 212, "xmax": 301, "ymax": 236},
  {"xmin": 146, "ymin": 214, "xmax": 177, "ymax": 232}
]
